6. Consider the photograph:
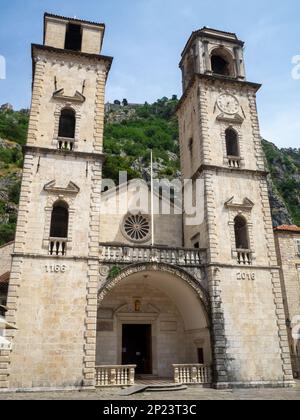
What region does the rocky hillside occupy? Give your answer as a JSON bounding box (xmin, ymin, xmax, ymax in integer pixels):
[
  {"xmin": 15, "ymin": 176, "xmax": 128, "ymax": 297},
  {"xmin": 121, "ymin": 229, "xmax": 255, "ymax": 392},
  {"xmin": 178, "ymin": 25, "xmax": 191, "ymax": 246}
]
[{"xmin": 0, "ymin": 99, "xmax": 299, "ymax": 245}]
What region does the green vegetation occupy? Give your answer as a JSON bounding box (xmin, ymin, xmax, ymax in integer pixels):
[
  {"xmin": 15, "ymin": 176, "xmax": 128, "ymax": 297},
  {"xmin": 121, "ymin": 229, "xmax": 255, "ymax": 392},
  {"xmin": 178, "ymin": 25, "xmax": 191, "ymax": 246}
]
[
  {"xmin": 262, "ymin": 141, "xmax": 300, "ymax": 226},
  {"xmin": 103, "ymin": 97, "xmax": 180, "ymax": 183},
  {"xmin": 0, "ymin": 108, "xmax": 29, "ymax": 146},
  {"xmin": 0, "ymin": 146, "xmax": 23, "ymax": 168}
]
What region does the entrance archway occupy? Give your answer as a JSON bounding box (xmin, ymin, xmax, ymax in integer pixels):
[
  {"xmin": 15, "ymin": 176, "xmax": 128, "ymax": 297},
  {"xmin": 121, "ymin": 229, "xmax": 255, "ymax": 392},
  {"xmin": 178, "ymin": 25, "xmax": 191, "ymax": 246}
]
[{"xmin": 97, "ymin": 264, "xmax": 211, "ymax": 378}]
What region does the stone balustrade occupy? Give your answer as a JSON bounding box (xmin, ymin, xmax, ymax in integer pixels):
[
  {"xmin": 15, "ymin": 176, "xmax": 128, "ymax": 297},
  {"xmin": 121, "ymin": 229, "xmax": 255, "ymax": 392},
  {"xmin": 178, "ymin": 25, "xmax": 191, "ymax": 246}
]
[
  {"xmin": 95, "ymin": 365, "xmax": 136, "ymax": 387},
  {"xmin": 49, "ymin": 238, "xmax": 67, "ymax": 256},
  {"xmin": 228, "ymin": 156, "xmax": 241, "ymax": 168},
  {"xmin": 173, "ymin": 364, "xmax": 212, "ymax": 385},
  {"xmin": 57, "ymin": 137, "xmax": 75, "ymax": 151},
  {"xmin": 236, "ymin": 249, "xmax": 252, "ymax": 265},
  {"xmin": 99, "ymin": 244, "xmax": 206, "ymax": 266}
]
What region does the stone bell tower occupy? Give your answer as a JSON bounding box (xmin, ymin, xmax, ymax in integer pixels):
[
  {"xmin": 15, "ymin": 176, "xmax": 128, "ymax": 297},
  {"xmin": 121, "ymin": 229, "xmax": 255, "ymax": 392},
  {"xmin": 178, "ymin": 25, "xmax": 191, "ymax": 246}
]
[
  {"xmin": 1, "ymin": 13, "xmax": 112, "ymax": 391},
  {"xmin": 177, "ymin": 28, "xmax": 294, "ymax": 387}
]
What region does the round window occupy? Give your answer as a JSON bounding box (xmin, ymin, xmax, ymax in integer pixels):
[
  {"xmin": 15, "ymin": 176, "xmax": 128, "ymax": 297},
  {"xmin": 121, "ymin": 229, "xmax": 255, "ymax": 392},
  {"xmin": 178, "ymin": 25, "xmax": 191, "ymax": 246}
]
[{"xmin": 122, "ymin": 213, "xmax": 151, "ymax": 243}]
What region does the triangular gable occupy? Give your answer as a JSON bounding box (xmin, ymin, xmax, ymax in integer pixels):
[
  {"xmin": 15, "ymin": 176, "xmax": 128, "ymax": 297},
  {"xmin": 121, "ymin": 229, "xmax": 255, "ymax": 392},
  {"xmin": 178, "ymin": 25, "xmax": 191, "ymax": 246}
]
[
  {"xmin": 225, "ymin": 196, "xmax": 254, "ymax": 210},
  {"xmin": 44, "ymin": 180, "xmax": 80, "ymax": 195},
  {"xmin": 52, "ymin": 89, "xmax": 86, "ymax": 103}
]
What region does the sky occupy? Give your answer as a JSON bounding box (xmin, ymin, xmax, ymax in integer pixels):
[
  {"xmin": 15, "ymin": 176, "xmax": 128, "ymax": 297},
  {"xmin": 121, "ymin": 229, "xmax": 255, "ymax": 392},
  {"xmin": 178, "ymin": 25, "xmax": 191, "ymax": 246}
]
[{"xmin": 0, "ymin": 0, "xmax": 299, "ymax": 148}]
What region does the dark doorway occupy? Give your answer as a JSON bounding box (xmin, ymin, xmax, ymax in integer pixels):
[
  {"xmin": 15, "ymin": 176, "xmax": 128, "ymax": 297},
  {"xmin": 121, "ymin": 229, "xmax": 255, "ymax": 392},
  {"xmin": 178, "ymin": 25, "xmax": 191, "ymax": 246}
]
[
  {"xmin": 65, "ymin": 23, "xmax": 82, "ymax": 51},
  {"xmin": 122, "ymin": 324, "xmax": 152, "ymax": 374},
  {"xmin": 197, "ymin": 348, "xmax": 204, "ymax": 364}
]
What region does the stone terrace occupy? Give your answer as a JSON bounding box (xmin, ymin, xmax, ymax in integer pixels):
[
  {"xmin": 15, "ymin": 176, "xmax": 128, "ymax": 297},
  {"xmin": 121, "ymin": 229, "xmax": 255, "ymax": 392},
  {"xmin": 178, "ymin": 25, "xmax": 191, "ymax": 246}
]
[{"xmin": 1, "ymin": 381, "xmax": 300, "ymax": 400}]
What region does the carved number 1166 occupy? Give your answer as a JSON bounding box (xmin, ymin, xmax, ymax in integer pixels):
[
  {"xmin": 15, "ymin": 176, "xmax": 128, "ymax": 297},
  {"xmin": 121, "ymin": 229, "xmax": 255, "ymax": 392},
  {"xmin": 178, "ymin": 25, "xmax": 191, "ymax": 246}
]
[{"xmin": 45, "ymin": 264, "xmax": 67, "ymax": 273}]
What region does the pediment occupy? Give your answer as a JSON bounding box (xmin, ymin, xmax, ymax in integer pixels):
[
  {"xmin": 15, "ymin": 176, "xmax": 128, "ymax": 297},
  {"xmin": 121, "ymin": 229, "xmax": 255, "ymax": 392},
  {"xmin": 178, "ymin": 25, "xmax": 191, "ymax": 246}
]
[
  {"xmin": 53, "ymin": 89, "xmax": 86, "ymax": 103},
  {"xmin": 225, "ymin": 196, "xmax": 254, "ymax": 210},
  {"xmin": 44, "ymin": 180, "xmax": 80, "ymax": 195},
  {"xmin": 115, "ymin": 302, "xmax": 160, "ymax": 315},
  {"xmin": 216, "ymin": 113, "xmax": 244, "ymax": 124}
]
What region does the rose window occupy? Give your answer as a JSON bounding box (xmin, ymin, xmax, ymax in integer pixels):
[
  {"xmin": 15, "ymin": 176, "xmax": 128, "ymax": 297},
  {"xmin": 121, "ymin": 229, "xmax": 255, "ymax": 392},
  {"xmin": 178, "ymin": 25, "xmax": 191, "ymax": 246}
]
[{"xmin": 123, "ymin": 214, "xmax": 151, "ymax": 242}]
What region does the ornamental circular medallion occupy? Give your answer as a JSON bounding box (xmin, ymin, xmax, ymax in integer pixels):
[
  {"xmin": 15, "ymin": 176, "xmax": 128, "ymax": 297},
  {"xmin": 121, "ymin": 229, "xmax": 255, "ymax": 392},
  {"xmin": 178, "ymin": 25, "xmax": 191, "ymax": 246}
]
[
  {"xmin": 122, "ymin": 213, "xmax": 151, "ymax": 243},
  {"xmin": 217, "ymin": 93, "xmax": 239, "ymax": 115}
]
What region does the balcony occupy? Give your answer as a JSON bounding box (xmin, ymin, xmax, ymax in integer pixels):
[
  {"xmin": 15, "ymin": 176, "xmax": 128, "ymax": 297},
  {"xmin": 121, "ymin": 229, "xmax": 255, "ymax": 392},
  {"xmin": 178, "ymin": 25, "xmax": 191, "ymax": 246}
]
[
  {"xmin": 173, "ymin": 364, "xmax": 212, "ymax": 385},
  {"xmin": 99, "ymin": 244, "xmax": 206, "ymax": 267},
  {"xmin": 57, "ymin": 137, "xmax": 74, "ymax": 151},
  {"xmin": 236, "ymin": 249, "xmax": 252, "ymax": 265},
  {"xmin": 227, "ymin": 156, "xmax": 241, "ymax": 168},
  {"xmin": 49, "ymin": 238, "xmax": 67, "ymax": 256},
  {"xmin": 95, "ymin": 365, "xmax": 136, "ymax": 387}
]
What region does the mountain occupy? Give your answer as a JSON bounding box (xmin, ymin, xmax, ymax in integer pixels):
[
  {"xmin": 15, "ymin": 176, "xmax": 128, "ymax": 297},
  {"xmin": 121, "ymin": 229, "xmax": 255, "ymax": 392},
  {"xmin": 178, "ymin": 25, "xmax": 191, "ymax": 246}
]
[{"xmin": 0, "ymin": 99, "xmax": 298, "ymax": 245}]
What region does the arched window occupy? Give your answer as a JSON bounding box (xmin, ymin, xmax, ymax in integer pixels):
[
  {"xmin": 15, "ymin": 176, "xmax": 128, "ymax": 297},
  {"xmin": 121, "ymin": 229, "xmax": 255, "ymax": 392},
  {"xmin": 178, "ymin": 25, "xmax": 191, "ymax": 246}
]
[
  {"xmin": 234, "ymin": 216, "xmax": 249, "ymax": 250},
  {"xmin": 211, "ymin": 48, "xmax": 234, "ymax": 76},
  {"xmin": 225, "ymin": 128, "xmax": 239, "ymax": 157},
  {"xmin": 58, "ymin": 108, "xmax": 76, "ymax": 139},
  {"xmin": 50, "ymin": 201, "xmax": 69, "ymax": 238}
]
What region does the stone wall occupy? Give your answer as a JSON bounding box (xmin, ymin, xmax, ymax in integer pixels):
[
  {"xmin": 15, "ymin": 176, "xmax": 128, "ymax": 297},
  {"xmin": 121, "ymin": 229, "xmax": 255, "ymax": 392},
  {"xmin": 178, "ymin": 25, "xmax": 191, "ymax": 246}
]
[
  {"xmin": 100, "ymin": 185, "xmax": 183, "ymax": 247},
  {"xmin": 0, "ymin": 242, "xmax": 14, "ymax": 275},
  {"xmin": 274, "ymin": 231, "xmax": 300, "ymax": 377},
  {"xmin": 8, "ymin": 258, "xmax": 88, "ymax": 389}
]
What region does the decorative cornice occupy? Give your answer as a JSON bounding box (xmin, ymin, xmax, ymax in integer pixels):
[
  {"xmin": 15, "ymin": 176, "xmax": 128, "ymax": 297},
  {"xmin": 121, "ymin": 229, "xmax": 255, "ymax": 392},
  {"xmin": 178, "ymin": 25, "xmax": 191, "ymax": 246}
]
[
  {"xmin": 216, "ymin": 113, "xmax": 244, "ymax": 124},
  {"xmin": 176, "ymin": 73, "xmax": 261, "ymax": 113},
  {"xmin": 180, "ymin": 27, "xmax": 244, "ymax": 65},
  {"xmin": 192, "ymin": 164, "xmax": 268, "ymax": 179},
  {"xmin": 31, "ymin": 44, "xmax": 113, "ymax": 77},
  {"xmin": 52, "ymin": 89, "xmax": 86, "ymax": 103},
  {"xmin": 225, "ymin": 197, "xmax": 255, "ymax": 211},
  {"xmin": 43, "ymin": 180, "xmax": 80, "ymax": 195},
  {"xmin": 23, "ymin": 145, "xmax": 106, "ymax": 162},
  {"xmin": 44, "ymin": 12, "xmax": 105, "ymax": 29}
]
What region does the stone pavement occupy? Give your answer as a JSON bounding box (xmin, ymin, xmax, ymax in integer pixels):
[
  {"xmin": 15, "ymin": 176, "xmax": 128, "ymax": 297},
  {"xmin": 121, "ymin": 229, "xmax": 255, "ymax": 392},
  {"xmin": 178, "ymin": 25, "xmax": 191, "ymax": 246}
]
[{"xmin": 0, "ymin": 381, "xmax": 300, "ymax": 400}]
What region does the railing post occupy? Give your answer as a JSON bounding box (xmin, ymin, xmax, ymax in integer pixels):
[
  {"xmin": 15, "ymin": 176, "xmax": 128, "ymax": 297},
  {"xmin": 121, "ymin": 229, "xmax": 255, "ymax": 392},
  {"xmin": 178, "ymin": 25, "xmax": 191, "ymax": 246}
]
[
  {"xmin": 110, "ymin": 368, "xmax": 116, "ymax": 386},
  {"xmin": 129, "ymin": 367, "xmax": 135, "ymax": 385},
  {"xmin": 191, "ymin": 366, "xmax": 197, "ymax": 383},
  {"xmin": 174, "ymin": 366, "xmax": 180, "ymax": 384}
]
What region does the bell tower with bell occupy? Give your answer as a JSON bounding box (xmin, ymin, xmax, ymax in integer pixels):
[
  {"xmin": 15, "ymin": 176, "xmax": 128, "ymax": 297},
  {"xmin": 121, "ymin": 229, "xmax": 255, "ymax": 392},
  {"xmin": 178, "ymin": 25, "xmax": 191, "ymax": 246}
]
[
  {"xmin": 2, "ymin": 13, "xmax": 112, "ymax": 391},
  {"xmin": 177, "ymin": 27, "xmax": 293, "ymax": 388}
]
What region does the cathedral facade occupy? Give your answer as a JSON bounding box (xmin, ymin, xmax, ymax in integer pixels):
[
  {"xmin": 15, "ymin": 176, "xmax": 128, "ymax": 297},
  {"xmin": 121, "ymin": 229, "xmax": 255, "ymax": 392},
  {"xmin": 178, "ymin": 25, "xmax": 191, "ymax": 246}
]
[{"xmin": 0, "ymin": 14, "xmax": 299, "ymax": 391}]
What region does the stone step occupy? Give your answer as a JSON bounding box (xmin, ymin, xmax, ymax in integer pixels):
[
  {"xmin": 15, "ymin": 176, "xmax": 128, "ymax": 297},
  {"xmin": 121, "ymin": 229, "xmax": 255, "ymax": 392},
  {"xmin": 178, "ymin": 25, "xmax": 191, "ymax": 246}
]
[
  {"xmin": 119, "ymin": 383, "xmax": 187, "ymax": 396},
  {"xmin": 148, "ymin": 385, "xmax": 188, "ymax": 392},
  {"xmin": 119, "ymin": 385, "xmax": 148, "ymax": 396}
]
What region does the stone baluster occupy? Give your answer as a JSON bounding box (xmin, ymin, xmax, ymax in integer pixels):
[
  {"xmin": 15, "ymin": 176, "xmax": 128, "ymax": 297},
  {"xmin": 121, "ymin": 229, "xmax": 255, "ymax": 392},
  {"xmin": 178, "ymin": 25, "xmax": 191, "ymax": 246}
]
[
  {"xmin": 110, "ymin": 368, "xmax": 116, "ymax": 386},
  {"xmin": 174, "ymin": 366, "xmax": 180, "ymax": 384},
  {"xmin": 129, "ymin": 367, "xmax": 135, "ymax": 385},
  {"xmin": 191, "ymin": 366, "xmax": 197, "ymax": 383}
]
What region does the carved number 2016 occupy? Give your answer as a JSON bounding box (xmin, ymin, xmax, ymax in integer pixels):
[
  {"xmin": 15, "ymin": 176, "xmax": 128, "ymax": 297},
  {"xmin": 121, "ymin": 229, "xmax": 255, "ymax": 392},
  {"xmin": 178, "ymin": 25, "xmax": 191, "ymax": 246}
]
[
  {"xmin": 45, "ymin": 264, "xmax": 67, "ymax": 273},
  {"xmin": 237, "ymin": 272, "xmax": 255, "ymax": 281}
]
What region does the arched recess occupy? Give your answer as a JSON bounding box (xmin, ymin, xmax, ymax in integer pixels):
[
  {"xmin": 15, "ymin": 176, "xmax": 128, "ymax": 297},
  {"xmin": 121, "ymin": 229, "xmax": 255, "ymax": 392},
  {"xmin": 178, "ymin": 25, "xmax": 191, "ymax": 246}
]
[
  {"xmin": 98, "ymin": 262, "xmax": 211, "ymax": 331},
  {"xmin": 50, "ymin": 200, "xmax": 69, "ymax": 239},
  {"xmin": 225, "ymin": 127, "xmax": 240, "ymax": 157},
  {"xmin": 58, "ymin": 107, "xmax": 76, "ymax": 139},
  {"xmin": 210, "ymin": 47, "xmax": 235, "ymax": 77},
  {"xmin": 234, "ymin": 215, "xmax": 250, "ymax": 250}
]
